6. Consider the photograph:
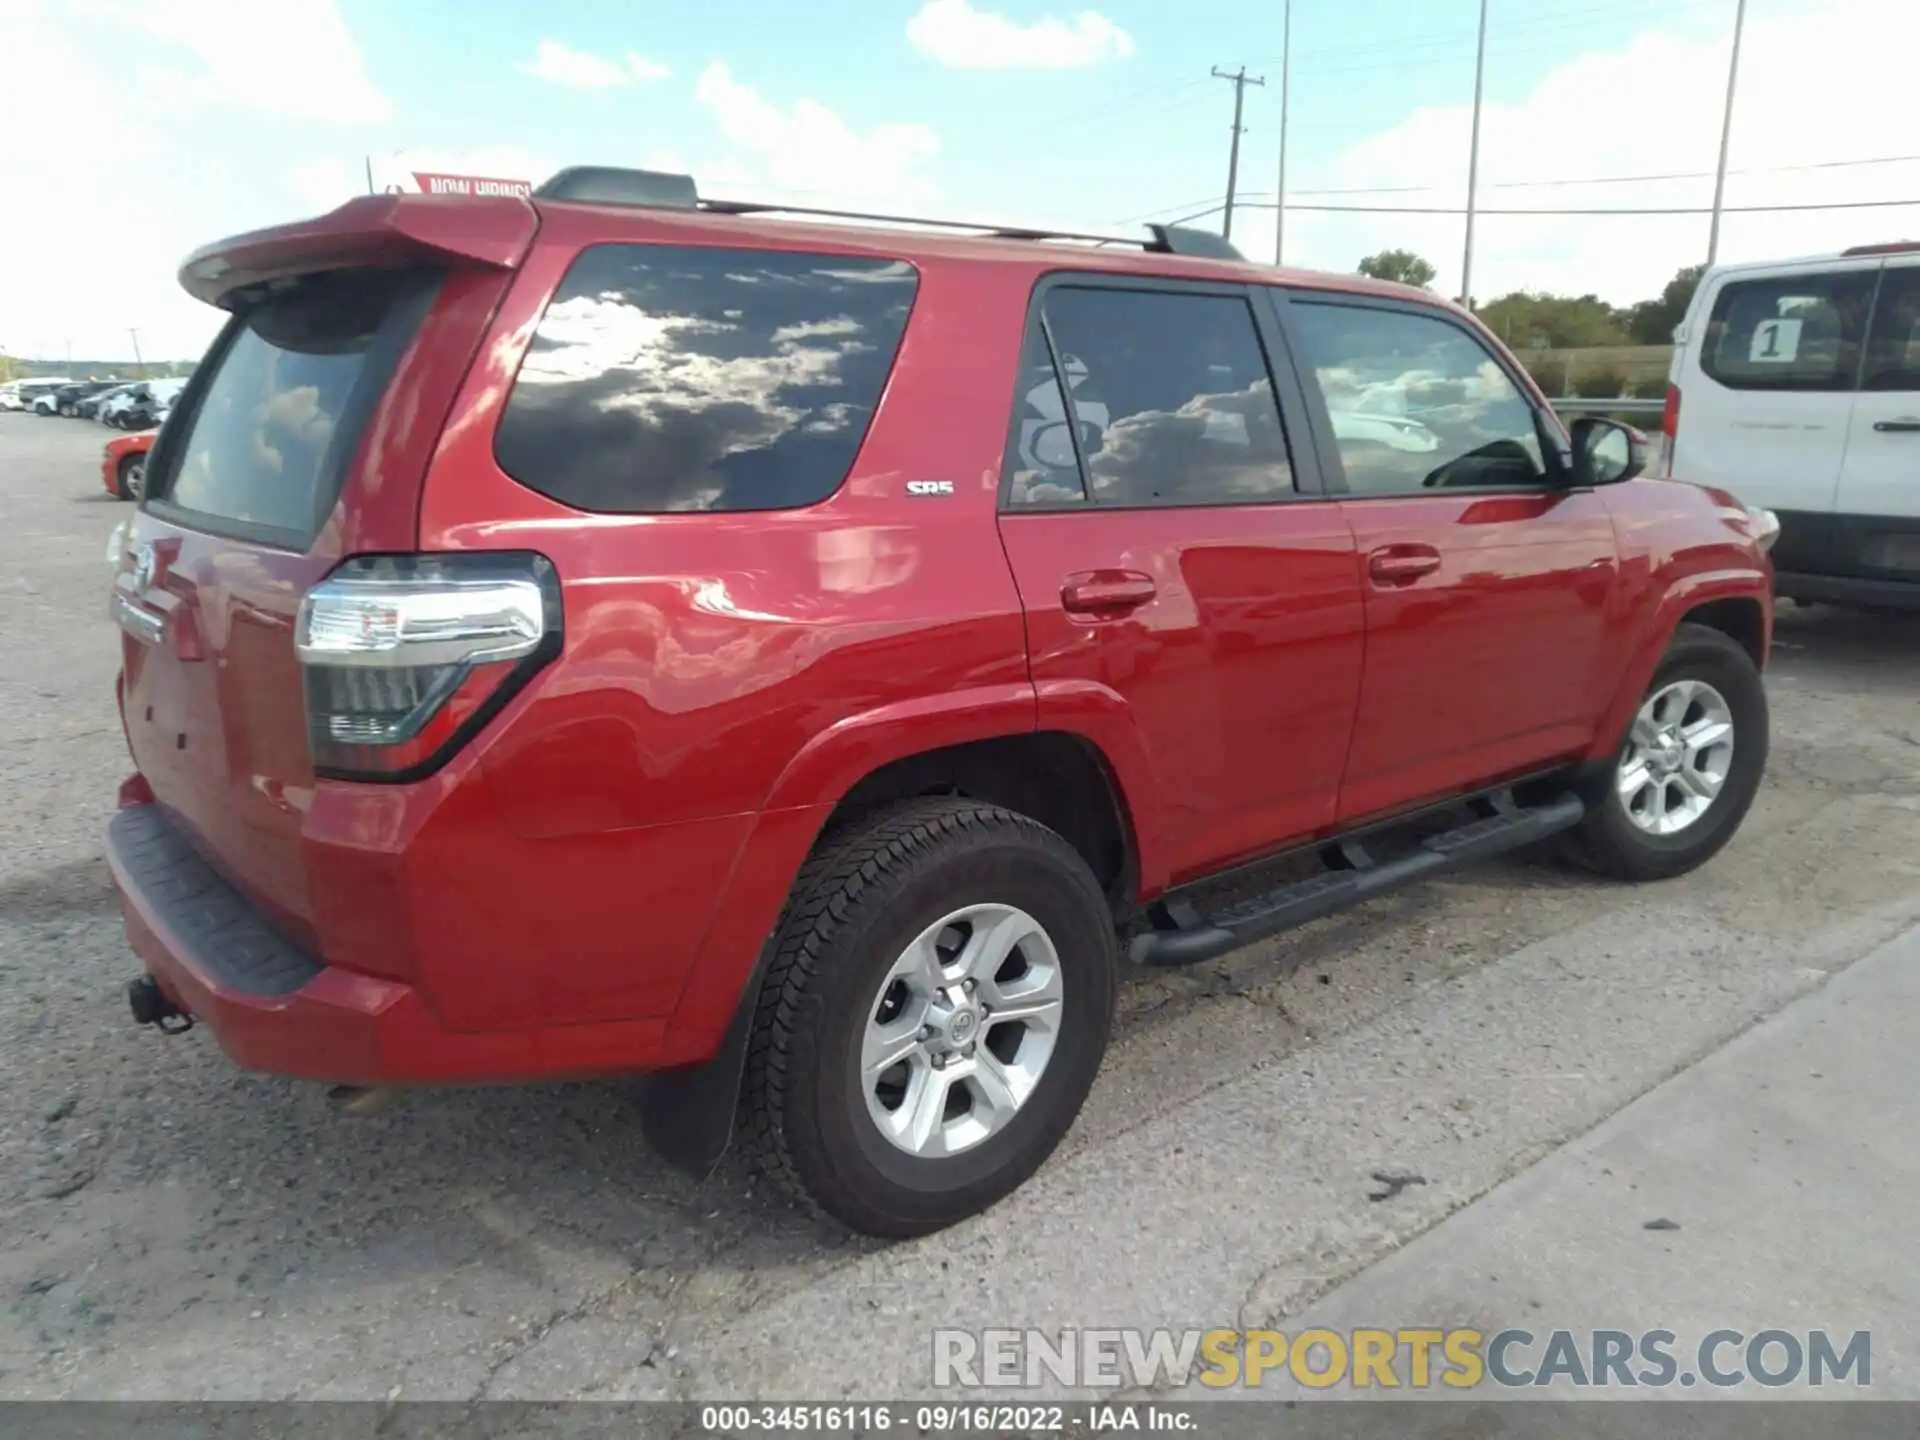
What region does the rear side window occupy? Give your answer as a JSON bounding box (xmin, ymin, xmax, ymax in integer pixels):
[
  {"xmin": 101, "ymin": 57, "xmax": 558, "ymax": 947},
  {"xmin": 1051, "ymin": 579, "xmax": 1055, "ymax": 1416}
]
[
  {"xmin": 151, "ymin": 267, "xmax": 434, "ymax": 545},
  {"xmin": 1006, "ymin": 286, "xmax": 1293, "ymax": 508},
  {"xmin": 1700, "ymin": 270, "xmax": 1875, "ymax": 391},
  {"xmin": 494, "ymin": 245, "xmax": 918, "ymax": 514}
]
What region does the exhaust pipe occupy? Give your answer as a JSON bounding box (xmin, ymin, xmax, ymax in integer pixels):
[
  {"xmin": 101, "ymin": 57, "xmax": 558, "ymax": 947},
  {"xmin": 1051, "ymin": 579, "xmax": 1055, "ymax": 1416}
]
[
  {"xmin": 327, "ymin": 1085, "xmax": 400, "ymax": 1117},
  {"xmin": 126, "ymin": 975, "xmax": 192, "ymax": 1033}
]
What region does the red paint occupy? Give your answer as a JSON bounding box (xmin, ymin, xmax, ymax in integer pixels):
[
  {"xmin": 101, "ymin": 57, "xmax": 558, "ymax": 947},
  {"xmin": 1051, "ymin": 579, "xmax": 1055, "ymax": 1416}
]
[
  {"xmin": 101, "ymin": 429, "xmax": 155, "ymax": 496},
  {"xmin": 110, "ymin": 190, "xmax": 1773, "ymax": 1090}
]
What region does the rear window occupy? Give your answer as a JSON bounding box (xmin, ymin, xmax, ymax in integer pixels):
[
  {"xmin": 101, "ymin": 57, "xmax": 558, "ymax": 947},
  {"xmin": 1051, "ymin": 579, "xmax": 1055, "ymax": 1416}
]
[
  {"xmin": 1700, "ymin": 269, "xmax": 1875, "ymax": 392},
  {"xmin": 150, "ymin": 267, "xmax": 434, "ymax": 545},
  {"xmin": 493, "ymin": 244, "xmax": 918, "ymax": 514}
]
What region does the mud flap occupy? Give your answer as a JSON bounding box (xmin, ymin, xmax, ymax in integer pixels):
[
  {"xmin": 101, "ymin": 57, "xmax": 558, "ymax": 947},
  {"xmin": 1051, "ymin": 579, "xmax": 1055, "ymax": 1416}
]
[{"xmin": 635, "ymin": 945, "xmax": 771, "ymax": 1175}]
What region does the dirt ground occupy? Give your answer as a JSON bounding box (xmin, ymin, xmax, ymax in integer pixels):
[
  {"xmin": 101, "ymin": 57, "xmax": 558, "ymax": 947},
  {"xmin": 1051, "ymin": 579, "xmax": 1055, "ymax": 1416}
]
[{"xmin": 3, "ymin": 411, "xmax": 1916, "ymax": 1400}]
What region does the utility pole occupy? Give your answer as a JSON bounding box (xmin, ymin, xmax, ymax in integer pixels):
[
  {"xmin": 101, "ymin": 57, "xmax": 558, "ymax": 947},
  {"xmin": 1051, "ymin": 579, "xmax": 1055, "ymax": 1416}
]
[
  {"xmin": 1211, "ymin": 65, "xmax": 1266, "ymax": 241},
  {"xmin": 1273, "ymin": 0, "xmax": 1293, "ymax": 265},
  {"xmin": 365, "ymin": 154, "xmax": 376, "ymax": 196},
  {"xmin": 1706, "ymin": 0, "xmax": 1749, "ymax": 266},
  {"xmin": 1459, "ymin": 0, "xmax": 1490, "ymax": 307},
  {"xmin": 128, "ymin": 328, "xmax": 145, "ymax": 378}
]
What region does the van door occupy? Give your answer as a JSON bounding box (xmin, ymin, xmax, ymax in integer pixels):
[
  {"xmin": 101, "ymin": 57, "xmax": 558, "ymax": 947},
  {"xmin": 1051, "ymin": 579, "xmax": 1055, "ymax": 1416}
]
[
  {"xmin": 1833, "ymin": 257, "xmax": 1920, "ymax": 584},
  {"xmin": 1673, "ymin": 260, "xmax": 1878, "ymax": 539}
]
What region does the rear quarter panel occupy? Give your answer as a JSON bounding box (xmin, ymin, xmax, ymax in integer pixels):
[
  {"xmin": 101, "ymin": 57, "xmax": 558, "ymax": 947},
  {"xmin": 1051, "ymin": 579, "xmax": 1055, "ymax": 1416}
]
[{"xmin": 413, "ymin": 219, "xmax": 1046, "ymax": 1044}]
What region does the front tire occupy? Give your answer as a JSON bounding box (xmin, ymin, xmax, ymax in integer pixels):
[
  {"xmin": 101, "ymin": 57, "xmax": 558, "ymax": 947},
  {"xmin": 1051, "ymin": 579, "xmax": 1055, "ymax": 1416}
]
[
  {"xmin": 115, "ymin": 455, "xmax": 144, "ymax": 501},
  {"xmin": 1568, "ymin": 623, "xmax": 1768, "ymax": 881},
  {"xmin": 741, "ymin": 798, "xmax": 1117, "ymax": 1238}
]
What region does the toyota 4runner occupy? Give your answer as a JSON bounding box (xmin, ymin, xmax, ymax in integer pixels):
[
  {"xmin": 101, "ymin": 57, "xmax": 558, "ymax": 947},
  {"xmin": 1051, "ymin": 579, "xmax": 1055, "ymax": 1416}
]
[{"xmin": 107, "ymin": 167, "xmax": 1779, "ymax": 1237}]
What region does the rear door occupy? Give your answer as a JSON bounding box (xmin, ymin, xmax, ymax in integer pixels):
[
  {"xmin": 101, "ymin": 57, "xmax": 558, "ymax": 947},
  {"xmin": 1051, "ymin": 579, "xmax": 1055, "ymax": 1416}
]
[
  {"xmin": 1282, "ymin": 294, "xmax": 1621, "ymax": 823},
  {"xmin": 995, "ymin": 277, "xmax": 1365, "ymax": 886},
  {"xmin": 113, "ymin": 265, "xmax": 449, "ymax": 944},
  {"xmin": 1672, "ymin": 259, "xmax": 1878, "ymax": 527},
  {"xmin": 1834, "ymin": 257, "xmax": 1920, "ymax": 576}
]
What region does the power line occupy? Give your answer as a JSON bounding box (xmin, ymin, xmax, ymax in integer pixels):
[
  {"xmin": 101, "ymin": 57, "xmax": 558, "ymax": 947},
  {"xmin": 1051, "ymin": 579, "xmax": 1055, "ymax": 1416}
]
[
  {"xmin": 1235, "ymin": 196, "xmax": 1920, "ymax": 216},
  {"xmin": 1286, "ymin": 152, "xmax": 1920, "ymax": 198}
]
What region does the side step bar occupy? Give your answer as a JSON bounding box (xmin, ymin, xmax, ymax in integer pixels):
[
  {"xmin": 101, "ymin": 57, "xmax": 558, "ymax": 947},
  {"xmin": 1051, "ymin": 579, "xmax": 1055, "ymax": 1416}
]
[{"xmin": 1128, "ymin": 790, "xmax": 1586, "ymax": 968}]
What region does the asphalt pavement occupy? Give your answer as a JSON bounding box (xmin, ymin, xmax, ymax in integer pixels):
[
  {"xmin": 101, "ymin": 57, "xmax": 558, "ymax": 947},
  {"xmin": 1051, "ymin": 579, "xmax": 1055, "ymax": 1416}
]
[{"xmin": 2, "ymin": 412, "xmax": 1918, "ymax": 1402}]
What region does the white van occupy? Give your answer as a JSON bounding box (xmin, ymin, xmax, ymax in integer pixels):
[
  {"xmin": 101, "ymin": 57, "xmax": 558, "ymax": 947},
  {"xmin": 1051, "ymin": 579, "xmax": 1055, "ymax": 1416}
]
[{"xmin": 1663, "ymin": 243, "xmax": 1920, "ymax": 609}]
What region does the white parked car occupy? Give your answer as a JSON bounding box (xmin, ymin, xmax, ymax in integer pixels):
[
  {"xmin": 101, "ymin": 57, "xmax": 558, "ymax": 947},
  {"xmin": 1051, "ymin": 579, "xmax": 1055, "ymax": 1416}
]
[{"xmin": 1661, "ymin": 242, "xmax": 1920, "ymax": 610}]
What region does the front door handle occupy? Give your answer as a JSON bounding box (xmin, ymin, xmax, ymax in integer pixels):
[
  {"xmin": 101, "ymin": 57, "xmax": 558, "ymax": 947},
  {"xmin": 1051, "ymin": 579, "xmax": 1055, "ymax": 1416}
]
[
  {"xmin": 1367, "ymin": 545, "xmax": 1442, "ymax": 586},
  {"xmin": 1872, "ymin": 418, "xmax": 1920, "ymax": 433},
  {"xmin": 1061, "ymin": 570, "xmax": 1157, "ymax": 616}
]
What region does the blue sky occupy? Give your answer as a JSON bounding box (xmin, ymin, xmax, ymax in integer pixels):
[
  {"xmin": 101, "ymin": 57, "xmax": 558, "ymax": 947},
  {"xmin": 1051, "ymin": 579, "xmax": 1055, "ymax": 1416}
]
[{"xmin": 5, "ymin": 0, "xmax": 1909, "ymax": 362}]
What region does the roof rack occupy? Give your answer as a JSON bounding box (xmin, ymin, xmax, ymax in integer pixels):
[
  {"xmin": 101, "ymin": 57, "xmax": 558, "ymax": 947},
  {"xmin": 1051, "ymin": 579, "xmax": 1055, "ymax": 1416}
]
[{"xmin": 531, "ymin": 165, "xmax": 1247, "ymax": 262}]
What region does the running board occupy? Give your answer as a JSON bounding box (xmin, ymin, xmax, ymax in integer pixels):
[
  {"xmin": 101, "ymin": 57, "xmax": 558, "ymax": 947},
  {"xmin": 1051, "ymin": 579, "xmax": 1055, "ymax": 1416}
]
[{"xmin": 1128, "ymin": 791, "xmax": 1586, "ymax": 968}]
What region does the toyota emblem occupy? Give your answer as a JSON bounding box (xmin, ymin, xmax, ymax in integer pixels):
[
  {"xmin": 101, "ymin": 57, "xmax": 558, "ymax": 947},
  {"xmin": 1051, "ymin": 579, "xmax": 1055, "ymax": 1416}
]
[{"xmin": 131, "ymin": 543, "xmax": 157, "ymax": 591}]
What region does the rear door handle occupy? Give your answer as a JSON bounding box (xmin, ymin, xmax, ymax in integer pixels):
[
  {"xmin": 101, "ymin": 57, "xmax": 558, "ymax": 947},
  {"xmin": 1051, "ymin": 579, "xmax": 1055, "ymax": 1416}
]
[
  {"xmin": 1367, "ymin": 545, "xmax": 1442, "ymax": 586},
  {"xmin": 1872, "ymin": 418, "xmax": 1920, "ymax": 433},
  {"xmin": 1061, "ymin": 570, "xmax": 1157, "ymax": 616}
]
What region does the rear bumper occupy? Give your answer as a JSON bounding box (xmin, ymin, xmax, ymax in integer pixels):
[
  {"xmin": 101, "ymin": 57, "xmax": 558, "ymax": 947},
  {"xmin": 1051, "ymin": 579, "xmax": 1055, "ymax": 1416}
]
[{"xmin": 108, "ymin": 803, "xmax": 671, "ymax": 1084}]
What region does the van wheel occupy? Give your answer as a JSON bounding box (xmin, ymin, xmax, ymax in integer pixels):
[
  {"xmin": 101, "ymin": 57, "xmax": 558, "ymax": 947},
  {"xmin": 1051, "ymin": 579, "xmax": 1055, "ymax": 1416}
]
[
  {"xmin": 115, "ymin": 456, "xmax": 145, "ymax": 501},
  {"xmin": 740, "ymin": 797, "xmax": 1116, "ymax": 1238},
  {"xmin": 1567, "ymin": 623, "xmax": 1768, "ymax": 882}
]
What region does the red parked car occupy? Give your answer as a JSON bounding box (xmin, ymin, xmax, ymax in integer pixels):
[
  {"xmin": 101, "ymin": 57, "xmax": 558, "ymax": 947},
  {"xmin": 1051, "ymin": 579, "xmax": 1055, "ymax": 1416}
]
[
  {"xmin": 108, "ymin": 168, "xmax": 1778, "ymax": 1236},
  {"xmin": 102, "ymin": 427, "xmax": 157, "ymax": 500}
]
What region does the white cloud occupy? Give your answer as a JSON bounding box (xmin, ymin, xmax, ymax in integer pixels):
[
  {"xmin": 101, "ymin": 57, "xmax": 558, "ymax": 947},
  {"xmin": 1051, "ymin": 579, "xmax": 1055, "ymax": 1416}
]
[
  {"xmin": 107, "ymin": 0, "xmax": 390, "ymax": 123},
  {"xmin": 907, "ymin": 0, "xmax": 1133, "ymax": 70},
  {"xmin": 1273, "ymin": 0, "xmax": 1919, "ymax": 306},
  {"xmin": 0, "ymin": 0, "xmax": 390, "ymax": 363},
  {"xmin": 691, "ymin": 63, "xmax": 939, "ymax": 201},
  {"xmin": 521, "ymin": 39, "xmax": 671, "ymax": 88}
]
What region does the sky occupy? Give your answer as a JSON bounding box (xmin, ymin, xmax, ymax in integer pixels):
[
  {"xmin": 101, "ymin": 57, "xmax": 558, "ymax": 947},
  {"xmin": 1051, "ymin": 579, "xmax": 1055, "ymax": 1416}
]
[{"xmin": 4, "ymin": 0, "xmax": 1916, "ymax": 363}]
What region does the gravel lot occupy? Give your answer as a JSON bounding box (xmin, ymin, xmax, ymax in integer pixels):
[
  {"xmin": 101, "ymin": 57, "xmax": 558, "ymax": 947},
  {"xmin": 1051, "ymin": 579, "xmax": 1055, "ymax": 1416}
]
[{"xmin": 3, "ymin": 410, "xmax": 1918, "ymax": 1400}]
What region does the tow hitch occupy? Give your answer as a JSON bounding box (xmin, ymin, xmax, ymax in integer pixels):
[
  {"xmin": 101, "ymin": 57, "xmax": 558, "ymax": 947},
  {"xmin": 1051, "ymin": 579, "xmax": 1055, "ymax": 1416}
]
[{"xmin": 126, "ymin": 975, "xmax": 193, "ymax": 1034}]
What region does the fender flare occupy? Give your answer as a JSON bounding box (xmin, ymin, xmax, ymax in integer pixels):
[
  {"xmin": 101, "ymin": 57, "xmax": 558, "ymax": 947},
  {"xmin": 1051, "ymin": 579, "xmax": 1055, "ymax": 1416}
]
[
  {"xmin": 638, "ymin": 681, "xmax": 1166, "ymax": 1173},
  {"xmin": 1586, "ymin": 568, "xmax": 1771, "ymax": 765}
]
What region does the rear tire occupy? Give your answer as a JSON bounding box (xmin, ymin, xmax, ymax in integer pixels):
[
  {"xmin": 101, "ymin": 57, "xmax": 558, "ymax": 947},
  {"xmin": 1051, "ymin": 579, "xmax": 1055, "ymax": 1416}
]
[
  {"xmin": 741, "ymin": 797, "xmax": 1116, "ymax": 1238},
  {"xmin": 1567, "ymin": 623, "xmax": 1768, "ymax": 882},
  {"xmin": 115, "ymin": 455, "xmax": 144, "ymax": 502}
]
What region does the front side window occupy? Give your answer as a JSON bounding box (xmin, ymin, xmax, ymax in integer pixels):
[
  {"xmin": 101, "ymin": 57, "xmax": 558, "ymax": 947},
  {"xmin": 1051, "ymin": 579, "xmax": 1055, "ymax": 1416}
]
[
  {"xmin": 1009, "ymin": 286, "xmax": 1294, "ymax": 508},
  {"xmin": 1701, "ymin": 270, "xmax": 1875, "ymax": 392},
  {"xmin": 494, "ymin": 244, "xmax": 918, "ymax": 514},
  {"xmin": 1288, "ymin": 301, "xmax": 1551, "ymax": 495},
  {"xmin": 1861, "ymin": 266, "xmax": 1920, "ymax": 392}
]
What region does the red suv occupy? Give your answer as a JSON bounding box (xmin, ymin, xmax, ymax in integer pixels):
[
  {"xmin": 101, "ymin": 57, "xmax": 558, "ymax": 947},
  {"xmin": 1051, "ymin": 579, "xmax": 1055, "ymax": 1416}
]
[{"xmin": 109, "ymin": 167, "xmax": 1777, "ymax": 1237}]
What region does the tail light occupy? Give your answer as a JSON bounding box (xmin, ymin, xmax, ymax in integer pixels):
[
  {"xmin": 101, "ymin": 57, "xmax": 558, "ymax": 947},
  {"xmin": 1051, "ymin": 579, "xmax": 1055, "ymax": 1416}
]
[
  {"xmin": 295, "ymin": 553, "xmax": 561, "ymax": 781},
  {"xmin": 1655, "ymin": 383, "xmax": 1681, "ymax": 478}
]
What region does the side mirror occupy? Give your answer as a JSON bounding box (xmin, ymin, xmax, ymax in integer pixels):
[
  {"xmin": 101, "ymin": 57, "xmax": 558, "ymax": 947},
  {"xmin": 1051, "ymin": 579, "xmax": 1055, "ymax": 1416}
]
[{"xmin": 1569, "ymin": 415, "xmax": 1648, "ymax": 486}]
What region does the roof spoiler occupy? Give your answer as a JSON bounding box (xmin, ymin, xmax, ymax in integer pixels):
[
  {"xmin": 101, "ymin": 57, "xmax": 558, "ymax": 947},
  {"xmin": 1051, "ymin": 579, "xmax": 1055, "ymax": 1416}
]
[{"xmin": 178, "ymin": 193, "xmax": 538, "ymax": 309}]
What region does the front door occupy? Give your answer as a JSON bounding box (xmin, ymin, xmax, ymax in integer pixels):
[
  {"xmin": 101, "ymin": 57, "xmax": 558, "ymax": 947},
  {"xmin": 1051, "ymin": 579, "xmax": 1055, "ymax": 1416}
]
[
  {"xmin": 1282, "ymin": 295, "xmax": 1621, "ymax": 823},
  {"xmin": 996, "ymin": 280, "xmax": 1365, "ymax": 888}
]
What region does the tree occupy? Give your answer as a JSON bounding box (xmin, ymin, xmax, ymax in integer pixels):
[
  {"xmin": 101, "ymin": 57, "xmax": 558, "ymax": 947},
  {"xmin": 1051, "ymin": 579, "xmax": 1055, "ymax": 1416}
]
[
  {"xmin": 1624, "ymin": 264, "xmax": 1706, "ymax": 345},
  {"xmin": 1357, "ymin": 249, "xmax": 1437, "ymax": 289},
  {"xmin": 1477, "ymin": 290, "xmax": 1628, "ymax": 349}
]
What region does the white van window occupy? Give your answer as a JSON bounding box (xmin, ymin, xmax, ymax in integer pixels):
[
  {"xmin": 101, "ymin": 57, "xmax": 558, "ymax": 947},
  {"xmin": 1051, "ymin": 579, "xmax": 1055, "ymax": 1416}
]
[
  {"xmin": 1862, "ymin": 267, "xmax": 1920, "ymax": 392},
  {"xmin": 1701, "ymin": 271, "xmax": 1874, "ymax": 392}
]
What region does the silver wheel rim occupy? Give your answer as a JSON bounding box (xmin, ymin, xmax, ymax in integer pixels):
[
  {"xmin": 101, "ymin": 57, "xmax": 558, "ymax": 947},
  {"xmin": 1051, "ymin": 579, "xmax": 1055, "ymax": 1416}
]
[
  {"xmin": 125, "ymin": 461, "xmax": 144, "ymax": 498},
  {"xmin": 1617, "ymin": 678, "xmax": 1735, "ymax": 836},
  {"xmin": 860, "ymin": 902, "xmax": 1064, "ymax": 1158}
]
